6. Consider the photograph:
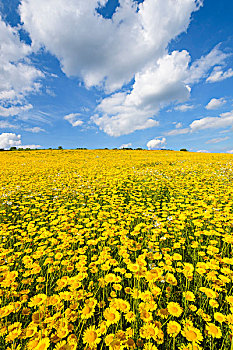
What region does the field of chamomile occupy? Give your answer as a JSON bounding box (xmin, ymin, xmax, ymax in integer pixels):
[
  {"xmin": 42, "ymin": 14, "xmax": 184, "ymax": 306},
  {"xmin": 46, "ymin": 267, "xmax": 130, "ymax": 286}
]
[{"xmin": 1, "ymin": 149, "xmax": 233, "ymax": 350}]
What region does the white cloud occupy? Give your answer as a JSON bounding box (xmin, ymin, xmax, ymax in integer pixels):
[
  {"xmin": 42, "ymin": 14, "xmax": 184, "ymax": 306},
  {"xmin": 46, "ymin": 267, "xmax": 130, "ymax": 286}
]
[
  {"xmin": 165, "ymin": 128, "xmax": 190, "ymax": 136},
  {"xmin": 147, "ymin": 137, "xmax": 166, "ymax": 150},
  {"xmin": 196, "ymin": 150, "xmax": 209, "ymax": 153},
  {"xmin": 0, "ymin": 133, "xmax": 21, "ymax": 148},
  {"xmin": 174, "ymin": 104, "xmax": 195, "ymax": 112},
  {"xmin": 190, "ymin": 110, "xmax": 233, "ymax": 131},
  {"xmin": 0, "ymin": 17, "xmax": 31, "ymax": 62},
  {"xmin": 18, "ymin": 144, "xmax": 40, "ymax": 149},
  {"xmin": 93, "ymin": 50, "xmax": 190, "ymax": 136},
  {"xmin": 0, "ymin": 104, "xmax": 33, "ymax": 117},
  {"xmin": 206, "ymin": 67, "xmax": 233, "ymax": 83},
  {"xmin": 45, "ymin": 88, "xmax": 56, "ymax": 97},
  {"xmin": 227, "ymin": 150, "xmax": 233, "ymax": 154},
  {"xmin": 186, "ymin": 45, "xmax": 231, "ymax": 84},
  {"xmin": 175, "ymin": 122, "xmax": 183, "ymax": 128},
  {"xmin": 25, "ymin": 126, "xmax": 45, "ymax": 133},
  {"xmin": 219, "ymin": 129, "xmax": 231, "ymax": 134},
  {"xmin": 0, "ymin": 17, "xmax": 44, "ymax": 105},
  {"xmin": 119, "ymin": 143, "xmax": 132, "ymax": 149},
  {"xmin": 93, "ymin": 44, "xmax": 232, "ymax": 136},
  {"xmin": 206, "ymin": 136, "xmax": 229, "ymax": 144},
  {"xmin": 0, "ymin": 121, "xmax": 19, "ymax": 129},
  {"xmin": 18, "ymin": 0, "xmax": 233, "ymax": 139},
  {"xmin": 0, "ymin": 132, "xmax": 41, "ymax": 149},
  {"xmin": 64, "ymin": 113, "xmax": 83, "ymax": 127},
  {"xmin": 19, "ymin": 0, "xmax": 202, "ymax": 92},
  {"xmin": 205, "ymin": 98, "xmax": 226, "ymax": 110},
  {"xmin": 165, "ymin": 109, "xmax": 233, "ymax": 136}
]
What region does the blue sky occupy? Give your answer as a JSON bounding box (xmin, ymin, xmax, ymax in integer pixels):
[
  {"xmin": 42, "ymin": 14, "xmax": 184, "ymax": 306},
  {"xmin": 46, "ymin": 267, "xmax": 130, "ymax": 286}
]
[{"xmin": 0, "ymin": 0, "xmax": 233, "ymax": 152}]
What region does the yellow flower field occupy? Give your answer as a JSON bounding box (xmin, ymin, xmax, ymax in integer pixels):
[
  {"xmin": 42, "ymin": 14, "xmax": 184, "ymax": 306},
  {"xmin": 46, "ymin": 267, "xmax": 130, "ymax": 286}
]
[{"xmin": 0, "ymin": 149, "xmax": 233, "ymax": 350}]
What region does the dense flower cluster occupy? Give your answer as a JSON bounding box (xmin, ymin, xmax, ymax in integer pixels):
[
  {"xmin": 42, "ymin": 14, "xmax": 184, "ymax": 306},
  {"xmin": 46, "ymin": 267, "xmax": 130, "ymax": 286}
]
[{"xmin": 0, "ymin": 149, "xmax": 233, "ymax": 349}]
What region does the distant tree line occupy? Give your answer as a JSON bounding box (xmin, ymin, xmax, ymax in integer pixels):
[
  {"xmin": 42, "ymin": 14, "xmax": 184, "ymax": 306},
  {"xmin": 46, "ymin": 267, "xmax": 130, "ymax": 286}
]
[{"xmin": 0, "ymin": 146, "xmax": 188, "ymax": 151}]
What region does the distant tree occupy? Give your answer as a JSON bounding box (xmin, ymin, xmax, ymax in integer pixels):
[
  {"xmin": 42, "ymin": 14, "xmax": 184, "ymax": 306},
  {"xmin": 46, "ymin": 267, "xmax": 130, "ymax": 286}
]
[
  {"xmin": 9, "ymin": 147, "xmax": 17, "ymax": 151},
  {"xmin": 0, "ymin": 148, "xmax": 4, "ymax": 151},
  {"xmin": 136, "ymin": 147, "xmax": 143, "ymax": 150},
  {"xmin": 180, "ymin": 148, "xmax": 188, "ymax": 151},
  {"xmin": 58, "ymin": 146, "xmax": 63, "ymax": 150}
]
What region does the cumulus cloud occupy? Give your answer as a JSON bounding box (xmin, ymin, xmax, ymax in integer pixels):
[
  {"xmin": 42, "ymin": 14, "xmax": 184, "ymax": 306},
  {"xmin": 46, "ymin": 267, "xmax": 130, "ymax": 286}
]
[
  {"xmin": 25, "ymin": 126, "xmax": 45, "ymax": 133},
  {"xmin": 0, "ymin": 16, "xmax": 44, "ymax": 105},
  {"xmin": 147, "ymin": 137, "xmax": 166, "ymax": 150},
  {"xmin": 205, "ymin": 98, "xmax": 226, "ymax": 110},
  {"xmin": 0, "ymin": 132, "xmax": 41, "ymax": 149},
  {"xmin": 196, "ymin": 150, "xmax": 209, "ymax": 153},
  {"xmin": 227, "ymin": 150, "xmax": 233, "ymax": 154},
  {"xmin": 174, "ymin": 104, "xmax": 195, "ymax": 112},
  {"xmin": 165, "ymin": 109, "xmax": 233, "ymax": 136},
  {"xmin": 93, "ymin": 50, "xmax": 190, "ymax": 136},
  {"xmin": 207, "ymin": 67, "xmax": 233, "ymax": 83},
  {"xmin": 190, "ymin": 110, "xmax": 233, "ymax": 131},
  {"xmin": 19, "ymin": 0, "xmax": 202, "ymax": 92},
  {"xmin": 119, "ymin": 143, "xmax": 132, "ymax": 149},
  {"xmin": 18, "ymin": 0, "xmax": 233, "ymax": 138},
  {"xmin": 0, "ymin": 133, "xmax": 21, "ymax": 148},
  {"xmin": 93, "ymin": 44, "xmax": 232, "ymax": 136},
  {"xmin": 205, "ymin": 136, "xmax": 229, "ymax": 144},
  {"xmin": 64, "ymin": 113, "xmax": 84, "ymax": 127}
]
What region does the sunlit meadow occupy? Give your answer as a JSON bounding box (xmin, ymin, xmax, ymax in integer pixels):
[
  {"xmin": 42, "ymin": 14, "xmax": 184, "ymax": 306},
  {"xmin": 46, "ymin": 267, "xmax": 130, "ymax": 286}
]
[{"xmin": 1, "ymin": 149, "xmax": 233, "ymax": 350}]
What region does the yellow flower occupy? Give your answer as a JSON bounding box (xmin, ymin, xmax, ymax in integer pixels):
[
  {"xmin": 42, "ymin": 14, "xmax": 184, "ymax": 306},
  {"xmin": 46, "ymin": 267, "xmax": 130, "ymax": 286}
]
[
  {"xmin": 214, "ymin": 312, "xmax": 226, "ymax": 323},
  {"xmin": 181, "ymin": 326, "xmax": 203, "ymax": 344},
  {"xmin": 226, "ymin": 296, "xmax": 233, "ymax": 305},
  {"xmin": 80, "ymin": 305, "xmax": 95, "ymax": 320},
  {"xmin": 167, "ymin": 321, "xmax": 181, "ymax": 337},
  {"xmin": 34, "ymin": 337, "xmax": 50, "ymax": 350},
  {"xmin": 157, "ymin": 308, "xmax": 169, "ymax": 319},
  {"xmin": 105, "ymin": 334, "xmax": 115, "ymax": 346},
  {"xmin": 166, "ymin": 273, "xmax": 177, "ymax": 286},
  {"xmin": 28, "ymin": 294, "xmax": 47, "ymax": 308},
  {"xmin": 206, "ymin": 323, "xmax": 222, "ymax": 338},
  {"xmin": 124, "ymin": 311, "xmax": 136, "ymax": 322},
  {"xmin": 140, "ymin": 323, "xmax": 159, "ymax": 340},
  {"xmin": 83, "ymin": 325, "xmax": 101, "ymax": 347},
  {"xmin": 226, "ymin": 314, "xmax": 233, "ymax": 324},
  {"xmin": 24, "ymin": 323, "xmax": 37, "ymax": 338},
  {"xmin": 104, "ymin": 273, "xmax": 117, "ymax": 283},
  {"xmin": 140, "ymin": 309, "xmax": 153, "ymax": 323},
  {"xmin": 189, "ymin": 304, "xmax": 197, "ymax": 312},
  {"xmin": 5, "ymin": 322, "xmax": 22, "ymax": 343},
  {"xmin": 183, "ymin": 291, "xmax": 195, "ymax": 302},
  {"xmin": 199, "ymin": 287, "xmax": 217, "ymax": 299},
  {"xmin": 143, "ymin": 343, "xmax": 158, "ymax": 350},
  {"xmin": 209, "ymin": 299, "xmax": 219, "ymax": 308},
  {"xmin": 167, "ymin": 302, "xmax": 183, "ymax": 317},
  {"xmin": 54, "ymin": 340, "xmax": 73, "ymax": 350},
  {"xmin": 56, "ymin": 327, "xmax": 69, "ymax": 339},
  {"xmin": 104, "ymin": 307, "xmax": 120, "ymax": 325}
]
